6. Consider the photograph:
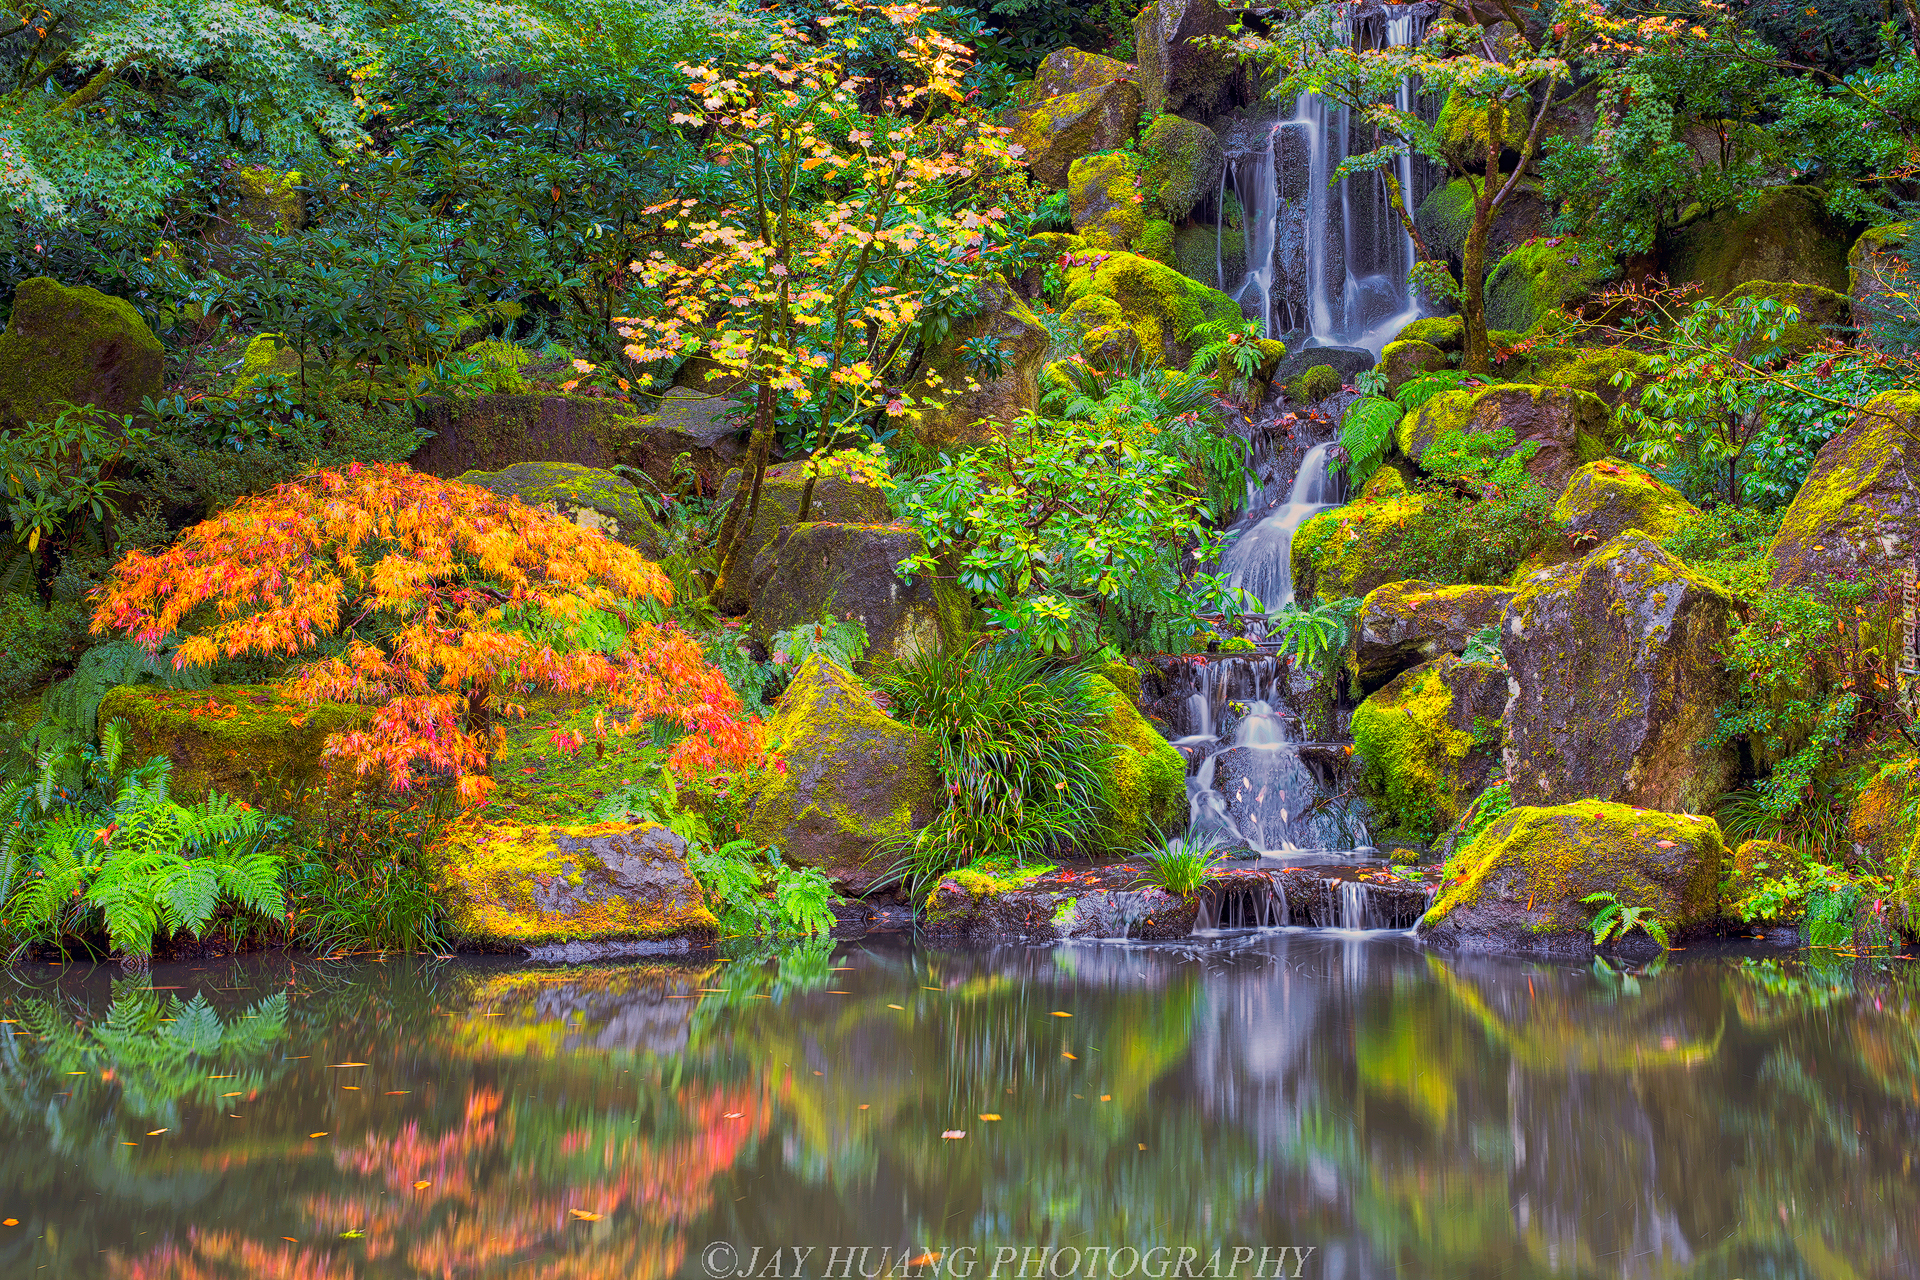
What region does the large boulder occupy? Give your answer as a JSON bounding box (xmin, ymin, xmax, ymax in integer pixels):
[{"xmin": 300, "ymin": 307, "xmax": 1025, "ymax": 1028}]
[
  {"xmin": 1848, "ymin": 222, "xmax": 1908, "ymax": 350},
  {"xmin": 1435, "ymin": 91, "xmax": 1531, "ymax": 173},
  {"xmin": 1061, "ymin": 250, "xmax": 1243, "ymax": 368},
  {"xmin": 1395, "ymin": 383, "xmax": 1611, "ymax": 491},
  {"xmin": 1134, "ymin": 0, "xmax": 1243, "ymax": 120},
  {"xmin": 1516, "ymin": 345, "xmax": 1651, "ymax": 408},
  {"xmin": 433, "ymin": 822, "xmax": 717, "ymax": 951},
  {"xmin": 712, "ymin": 458, "xmax": 892, "ymax": 614},
  {"xmin": 1140, "ymin": 114, "xmax": 1224, "ymax": 223},
  {"xmin": 1353, "ymin": 580, "xmax": 1515, "ymax": 689},
  {"xmin": 1767, "ymin": 390, "xmax": 1920, "ymax": 593},
  {"xmin": 1291, "ymin": 482, "xmax": 1434, "ymax": 603},
  {"xmin": 1087, "ymin": 674, "xmax": 1189, "ymax": 855},
  {"xmin": 1723, "ymin": 279, "xmax": 1852, "ymax": 353},
  {"xmin": 1003, "ymin": 52, "xmax": 1141, "ymax": 189},
  {"xmin": 1414, "ymin": 176, "xmax": 1544, "ymax": 269},
  {"xmin": 1416, "ymin": 801, "xmax": 1725, "ymax": 954},
  {"xmin": 203, "ymin": 167, "xmax": 307, "ymax": 265},
  {"xmin": 742, "ymin": 655, "xmax": 940, "ymax": 893},
  {"xmin": 1552, "ymin": 460, "xmax": 1699, "ymax": 547},
  {"xmin": 1483, "ymin": 238, "xmax": 1609, "ymax": 332},
  {"xmin": 903, "ymin": 274, "xmax": 1049, "ymax": 452},
  {"xmin": 411, "ymin": 391, "xmax": 746, "ymax": 494},
  {"xmin": 0, "ymin": 277, "xmax": 165, "ymax": 428},
  {"xmin": 1501, "ymin": 533, "xmax": 1739, "ymax": 813},
  {"xmin": 1376, "ymin": 339, "xmax": 1448, "ymax": 396},
  {"xmin": 1351, "ymin": 655, "xmax": 1506, "ymax": 836},
  {"xmin": 1851, "ymin": 758, "xmax": 1920, "ymax": 939},
  {"xmin": 923, "ymin": 863, "xmax": 1198, "ymax": 943},
  {"xmin": 456, "ymin": 461, "xmax": 663, "ymax": 555},
  {"xmin": 1665, "ymin": 185, "xmax": 1852, "ymax": 297},
  {"xmin": 98, "ymin": 684, "xmax": 372, "ymax": 815},
  {"xmin": 1068, "ymin": 153, "xmax": 1146, "ymax": 251},
  {"xmin": 748, "ymin": 522, "xmax": 971, "ymax": 664},
  {"xmin": 1174, "ymin": 222, "xmax": 1244, "ymax": 291}
]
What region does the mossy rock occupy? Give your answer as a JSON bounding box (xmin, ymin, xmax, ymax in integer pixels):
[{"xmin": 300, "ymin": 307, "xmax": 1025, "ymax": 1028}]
[
  {"xmin": 1139, "ymin": 113, "xmax": 1224, "ymax": 222},
  {"xmin": 712, "ymin": 459, "xmax": 892, "ymax": 615},
  {"xmin": 1291, "ymin": 489, "xmax": 1434, "ymax": 602},
  {"xmin": 1552, "ymin": 460, "xmax": 1698, "ymax": 546},
  {"xmin": 1173, "ymin": 222, "xmax": 1244, "ymax": 290},
  {"xmin": 1394, "ymin": 315, "xmax": 1464, "ymax": 353},
  {"xmin": 1850, "ymin": 758, "xmax": 1920, "ymax": 939},
  {"xmin": 1722, "ymin": 279, "xmax": 1852, "ymax": 354},
  {"xmin": 1061, "ymin": 294, "xmax": 1145, "ymax": 365},
  {"xmin": 1727, "ymin": 838, "xmax": 1800, "ymax": 906},
  {"xmin": 1061, "ymin": 249, "xmax": 1242, "ymax": 367},
  {"xmin": 202, "ymin": 168, "xmax": 307, "ymax": 268},
  {"xmin": 228, "ymin": 332, "xmax": 303, "ymax": 398},
  {"xmin": 1002, "ymin": 78, "xmax": 1142, "ymax": 189},
  {"xmin": 99, "ymin": 684, "xmax": 374, "ymax": 815},
  {"xmin": 1252, "ymin": 338, "xmax": 1288, "ymax": 381},
  {"xmin": 1665, "ymin": 185, "xmax": 1851, "ymax": 297},
  {"xmin": 1353, "ymin": 580, "xmax": 1515, "ymax": 689},
  {"xmin": 1086, "ymin": 674, "xmax": 1187, "ymax": 856},
  {"xmin": 456, "ymin": 460, "xmax": 664, "ymax": 556},
  {"xmin": 1377, "ymin": 339, "xmax": 1448, "ymax": 396},
  {"xmin": 1768, "ymin": 390, "xmax": 1920, "ymax": 597},
  {"xmin": 1350, "ymin": 657, "xmax": 1477, "ymax": 836},
  {"xmin": 748, "ymin": 522, "xmax": 971, "ymax": 665},
  {"xmin": 1515, "ymin": 345, "xmax": 1650, "ymax": 409},
  {"xmin": 1135, "ymin": 218, "xmax": 1176, "ymax": 266},
  {"xmin": 1395, "ymin": 383, "xmax": 1611, "ymax": 491},
  {"xmin": 1285, "ymin": 363, "xmax": 1342, "ymax": 404},
  {"xmin": 1414, "ymin": 176, "xmax": 1544, "ymax": 267},
  {"xmin": 479, "ymin": 700, "xmax": 691, "ymax": 825},
  {"xmin": 1416, "ymin": 800, "xmax": 1725, "ymax": 954},
  {"xmin": 0, "ymin": 277, "xmax": 166, "ymax": 429},
  {"xmin": 1848, "ymin": 222, "xmax": 1907, "ymax": 348},
  {"xmin": 1032, "ymin": 47, "xmax": 1132, "ymax": 99},
  {"xmin": 1095, "ymin": 660, "xmax": 1144, "ymax": 705},
  {"xmin": 904, "ymin": 274, "xmax": 1050, "ymax": 451},
  {"xmin": 1483, "ymin": 238, "xmax": 1609, "ymax": 333},
  {"xmin": 1134, "ymin": 0, "xmax": 1239, "ymax": 120},
  {"xmin": 742, "ymin": 655, "xmax": 940, "ymax": 892},
  {"xmin": 1501, "ymin": 532, "xmax": 1738, "ymax": 813},
  {"xmin": 1068, "ymin": 153, "xmax": 1146, "ymax": 251},
  {"xmin": 433, "ymin": 821, "xmax": 716, "ymax": 949},
  {"xmin": 1435, "ymin": 92, "xmax": 1530, "ymax": 172}
]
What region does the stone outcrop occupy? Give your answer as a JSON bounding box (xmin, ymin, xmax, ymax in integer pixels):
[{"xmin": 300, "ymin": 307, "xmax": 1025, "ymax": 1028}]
[
  {"xmin": 711, "ymin": 459, "xmax": 892, "ymax": 614},
  {"xmin": 1767, "ymin": 390, "xmax": 1920, "ymax": 592},
  {"xmin": 0, "ymin": 277, "xmax": 166, "ymax": 428},
  {"xmin": 1665, "ymin": 185, "xmax": 1851, "ymax": 296},
  {"xmin": 1060, "ymin": 249, "xmax": 1243, "ymax": 368},
  {"xmin": 1139, "ymin": 114, "xmax": 1224, "ymax": 223},
  {"xmin": 902, "ymin": 274, "xmax": 1049, "ymax": 452},
  {"xmin": 1376, "ymin": 339, "xmax": 1448, "ymax": 396},
  {"xmin": 1353, "ymin": 580, "xmax": 1515, "ymax": 689},
  {"xmin": 1002, "ymin": 50, "xmax": 1141, "ymax": 188},
  {"xmin": 1396, "ymin": 383, "xmax": 1612, "ymax": 491},
  {"xmin": 1134, "ymin": 0, "xmax": 1243, "ymax": 120},
  {"xmin": 1483, "ymin": 237, "xmax": 1609, "ymax": 332},
  {"xmin": 1068, "ymin": 153, "xmax": 1146, "ymax": 250},
  {"xmin": 1086, "ymin": 675, "xmax": 1189, "ymax": 856},
  {"xmin": 1552, "ymin": 460, "xmax": 1699, "ymax": 547},
  {"xmin": 1501, "ymin": 533, "xmax": 1739, "ymax": 813},
  {"xmin": 457, "ymin": 461, "xmax": 663, "ymax": 555},
  {"xmin": 1416, "ymin": 800, "xmax": 1725, "ymax": 954},
  {"xmin": 1351, "ymin": 655, "xmax": 1507, "ymax": 836},
  {"xmin": 748, "ymin": 522, "xmax": 971, "ymax": 664}
]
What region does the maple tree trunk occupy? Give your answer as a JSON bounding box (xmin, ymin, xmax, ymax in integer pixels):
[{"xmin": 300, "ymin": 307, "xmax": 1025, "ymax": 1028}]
[
  {"xmin": 709, "ymin": 380, "xmax": 778, "ymax": 603},
  {"xmin": 1461, "ymin": 192, "xmax": 1493, "ymax": 375}
]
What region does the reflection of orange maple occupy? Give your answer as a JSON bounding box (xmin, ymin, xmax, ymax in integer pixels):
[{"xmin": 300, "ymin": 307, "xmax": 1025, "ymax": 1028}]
[
  {"xmin": 108, "ymin": 1229, "xmax": 353, "ymax": 1280},
  {"xmin": 296, "ymin": 1082, "xmax": 767, "ymax": 1279}
]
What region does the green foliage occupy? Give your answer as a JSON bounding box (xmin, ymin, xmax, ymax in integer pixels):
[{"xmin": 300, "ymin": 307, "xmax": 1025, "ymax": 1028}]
[
  {"xmin": 1730, "ymin": 854, "xmax": 1867, "ymax": 939},
  {"xmin": 768, "ymin": 617, "xmax": 870, "ymax": 694},
  {"xmin": 960, "ymin": 335, "xmax": 1013, "ymax": 379},
  {"xmin": 0, "ymin": 403, "xmax": 150, "ymax": 569},
  {"xmin": 1, "ymin": 725, "xmax": 287, "ymax": 959},
  {"xmin": 876, "ymin": 644, "xmax": 1106, "ymax": 892},
  {"xmin": 1456, "ymin": 779, "xmax": 1511, "ymax": 850},
  {"xmin": 1134, "ymin": 832, "xmax": 1222, "ymax": 897},
  {"xmin": 687, "ymin": 839, "xmax": 840, "ymax": 938},
  {"xmin": 1394, "ymin": 370, "xmax": 1488, "ymax": 412},
  {"xmin": 1361, "ymin": 478, "xmax": 1558, "ymax": 589},
  {"xmin": 1333, "ymin": 395, "xmax": 1404, "ymax": 488},
  {"xmin": 22, "ymin": 639, "xmax": 211, "ymax": 766},
  {"xmin": 1043, "ymin": 360, "xmax": 1246, "ymax": 522},
  {"xmin": 1420, "ymin": 425, "xmax": 1539, "ymax": 491},
  {"xmin": 1186, "ymin": 317, "xmax": 1267, "ymax": 403},
  {"xmin": 700, "ymin": 625, "xmax": 775, "ymax": 718},
  {"xmin": 0, "ymin": 596, "xmax": 87, "ymax": 700},
  {"xmin": 1581, "ymin": 890, "xmax": 1672, "ymax": 949},
  {"xmin": 1267, "ymin": 596, "xmax": 1361, "ymax": 674},
  {"xmin": 284, "ymin": 789, "xmax": 453, "ymax": 955},
  {"xmin": 1459, "ymin": 624, "xmax": 1504, "ymax": 665}
]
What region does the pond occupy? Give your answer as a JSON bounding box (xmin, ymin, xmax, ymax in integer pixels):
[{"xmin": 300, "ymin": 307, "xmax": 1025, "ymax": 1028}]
[{"xmin": 0, "ymin": 932, "xmax": 1915, "ymax": 1279}]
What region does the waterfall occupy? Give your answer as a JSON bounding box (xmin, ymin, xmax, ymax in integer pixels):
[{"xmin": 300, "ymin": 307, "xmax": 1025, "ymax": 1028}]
[
  {"xmin": 1219, "ymin": 7, "xmax": 1432, "ymax": 355},
  {"xmin": 1220, "ymin": 441, "xmax": 1345, "ymax": 613}
]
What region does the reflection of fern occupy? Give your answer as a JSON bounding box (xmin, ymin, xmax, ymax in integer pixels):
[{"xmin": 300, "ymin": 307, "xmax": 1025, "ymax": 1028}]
[
  {"xmin": 25, "ymin": 639, "xmax": 210, "ymax": 762},
  {"xmin": 1334, "ymin": 395, "xmax": 1404, "ymax": 487}
]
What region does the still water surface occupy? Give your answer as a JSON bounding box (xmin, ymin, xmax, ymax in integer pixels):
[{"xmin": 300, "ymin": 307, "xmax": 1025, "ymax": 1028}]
[{"xmin": 0, "ymin": 931, "xmax": 1915, "ymax": 1279}]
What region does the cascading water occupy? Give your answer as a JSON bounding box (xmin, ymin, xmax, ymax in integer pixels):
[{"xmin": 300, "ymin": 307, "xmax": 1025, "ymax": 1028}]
[
  {"xmin": 1220, "ymin": 5, "xmax": 1434, "ymax": 355},
  {"xmin": 1220, "ymin": 441, "xmax": 1345, "ymax": 613}
]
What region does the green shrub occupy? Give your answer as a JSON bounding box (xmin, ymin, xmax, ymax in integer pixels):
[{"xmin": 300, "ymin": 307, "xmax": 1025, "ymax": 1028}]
[
  {"xmin": 687, "ymin": 839, "xmax": 840, "ymax": 938},
  {"xmin": 1659, "ymin": 506, "xmax": 1781, "ymax": 600},
  {"xmin": 1334, "ymin": 395, "xmax": 1403, "ymax": 488},
  {"xmin": 1134, "ymin": 832, "xmax": 1222, "ymax": 897},
  {"xmin": 1286, "ymin": 363, "xmax": 1343, "ymax": 404},
  {"xmin": 283, "ymin": 788, "xmax": 454, "ymax": 955},
  {"xmin": 0, "ymin": 596, "xmax": 86, "ymax": 699}
]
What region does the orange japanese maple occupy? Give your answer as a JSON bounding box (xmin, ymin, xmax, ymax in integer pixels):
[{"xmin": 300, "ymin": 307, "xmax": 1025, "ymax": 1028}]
[{"xmin": 91, "ymin": 462, "xmax": 758, "ymax": 804}]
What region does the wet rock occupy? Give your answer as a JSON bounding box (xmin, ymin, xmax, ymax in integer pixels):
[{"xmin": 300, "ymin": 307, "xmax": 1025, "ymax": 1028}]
[
  {"xmin": 1003, "ymin": 52, "xmax": 1141, "ymax": 189},
  {"xmin": 1515, "ymin": 345, "xmax": 1651, "ymax": 409},
  {"xmin": 0, "ymin": 276, "xmax": 165, "ymax": 428},
  {"xmin": 434, "ymin": 822, "xmax": 718, "ymax": 950},
  {"xmin": 1270, "ymin": 345, "xmax": 1375, "ymax": 392},
  {"xmin": 1666, "ymin": 185, "xmax": 1851, "ymax": 296},
  {"xmin": 1068, "ymin": 153, "xmax": 1146, "ymax": 250},
  {"xmin": 1552, "ymin": 460, "xmax": 1699, "ymax": 547},
  {"xmin": 1726, "ymin": 838, "xmax": 1799, "ymax": 904},
  {"xmin": 1354, "ymin": 580, "xmax": 1515, "ymax": 689},
  {"xmin": 903, "ymin": 274, "xmax": 1050, "ymax": 452},
  {"xmin": 1502, "ymin": 532, "xmax": 1738, "ymax": 813},
  {"xmin": 1396, "ymin": 383, "xmax": 1612, "ymax": 491},
  {"xmin": 712, "ymin": 458, "xmax": 892, "ymax": 614},
  {"xmin": 922, "ymin": 865, "xmax": 1198, "ymax": 943},
  {"xmin": 456, "ymin": 461, "xmax": 663, "ymax": 555},
  {"xmin": 1767, "ymin": 389, "xmax": 1920, "ymax": 594},
  {"xmin": 1291, "ymin": 486, "xmax": 1436, "ymax": 603},
  {"xmin": 1087, "ymin": 675, "xmax": 1193, "ymax": 856},
  {"xmin": 1135, "ymin": 0, "xmax": 1243, "ymax": 120},
  {"xmin": 1140, "ymin": 114, "xmax": 1224, "ymax": 223},
  {"xmin": 1416, "ymin": 801, "xmax": 1725, "ymax": 954},
  {"xmin": 1723, "ymin": 279, "xmax": 1852, "ymax": 353},
  {"xmin": 1351, "ymin": 656, "xmax": 1505, "ymax": 837},
  {"xmin": 742, "ymin": 655, "xmax": 939, "ymax": 893},
  {"xmin": 748, "ymin": 522, "xmax": 971, "ymax": 663}
]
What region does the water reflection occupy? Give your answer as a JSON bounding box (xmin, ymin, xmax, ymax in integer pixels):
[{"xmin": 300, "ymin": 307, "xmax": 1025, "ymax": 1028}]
[{"xmin": 0, "ymin": 935, "xmax": 1913, "ymax": 1279}]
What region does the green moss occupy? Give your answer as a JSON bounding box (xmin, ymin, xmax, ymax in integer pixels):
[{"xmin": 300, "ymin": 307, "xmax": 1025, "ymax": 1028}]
[
  {"xmin": 99, "ymin": 684, "xmax": 373, "ymax": 814},
  {"xmin": 1435, "ymin": 93, "xmax": 1529, "ymax": 171},
  {"xmin": 1096, "ymin": 660, "xmax": 1143, "ymax": 705},
  {"xmin": 1769, "ymin": 389, "xmax": 1920, "ymax": 588},
  {"xmin": 1286, "ymin": 363, "xmax": 1342, "ymax": 404},
  {"xmin": 455, "ymin": 460, "xmax": 663, "ymax": 555},
  {"xmin": 1415, "ymin": 177, "xmax": 1479, "ymax": 262},
  {"xmin": 1483, "ymin": 239, "xmax": 1608, "ymax": 333},
  {"xmin": 1395, "ymin": 316, "xmax": 1464, "ymax": 352},
  {"xmin": 1135, "ymin": 218, "xmax": 1176, "ymax": 266},
  {"xmin": 1173, "ymin": 223, "xmax": 1243, "ymax": 290},
  {"xmin": 1667, "ymin": 185, "xmax": 1850, "ymax": 296},
  {"xmin": 1553, "ymin": 460, "xmax": 1699, "ymax": 541},
  {"xmin": 229, "ymin": 333, "xmax": 301, "ymax": 397},
  {"xmin": 1351, "ymin": 658, "xmax": 1474, "ymax": 836},
  {"xmin": 1848, "ymin": 222, "xmax": 1908, "ymax": 299},
  {"xmin": 1002, "ymin": 80, "xmax": 1143, "ymax": 187},
  {"xmin": 1378, "ymin": 339, "xmax": 1448, "ymax": 395},
  {"xmin": 1252, "ymin": 338, "xmax": 1287, "ymax": 381},
  {"xmin": 1086, "ymin": 675, "xmax": 1187, "ymax": 855},
  {"xmin": 1516, "ymin": 345, "xmax": 1650, "ymax": 409},
  {"xmin": 1139, "ymin": 113, "xmax": 1223, "ymax": 222},
  {"xmin": 1292, "ymin": 490, "xmax": 1434, "ymax": 601},
  {"xmin": 0, "ymin": 277, "xmax": 167, "ymax": 428},
  {"xmin": 1061, "ymin": 249, "xmax": 1242, "ymax": 367},
  {"xmin": 229, "ymin": 167, "xmax": 306, "ymax": 232},
  {"xmin": 1395, "ymin": 383, "xmax": 1611, "ymax": 465},
  {"xmin": 1723, "ymin": 279, "xmax": 1851, "ymax": 353},
  {"xmin": 1068, "ymin": 153, "xmax": 1146, "ymax": 251}
]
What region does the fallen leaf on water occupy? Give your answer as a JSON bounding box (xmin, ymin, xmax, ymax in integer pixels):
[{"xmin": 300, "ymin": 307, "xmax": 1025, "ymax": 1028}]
[
  {"xmin": 978, "ymin": 1113, "xmax": 1001, "ymax": 1121},
  {"xmin": 858, "ymin": 1104, "xmax": 870, "ymax": 1110},
  {"xmin": 121, "ymin": 1142, "xmax": 137, "ymax": 1147},
  {"xmin": 941, "ymin": 1130, "xmax": 966, "ymax": 1140},
  {"xmin": 384, "ymin": 1090, "xmax": 409, "ymax": 1095},
  {"xmin": 340, "ymin": 1230, "xmax": 365, "ymax": 1240},
  {"xmin": 310, "ymin": 1132, "xmax": 329, "ymax": 1138},
  {"xmin": 723, "ymin": 1112, "xmax": 744, "ymax": 1119},
  {"xmin": 1049, "ymin": 1012, "xmax": 1072, "ymax": 1018},
  {"xmin": 2, "ymin": 1220, "xmax": 16, "ymax": 1226},
  {"xmin": 570, "ymin": 1209, "xmax": 603, "ymax": 1221},
  {"xmin": 413, "ymin": 1181, "xmax": 431, "ymax": 1191},
  {"xmin": 920, "ymin": 986, "xmax": 942, "ymax": 991},
  {"xmin": 1061, "ymin": 1052, "xmax": 1077, "ymax": 1059},
  {"xmin": 221, "ymin": 1092, "xmax": 243, "ymax": 1098},
  {"xmin": 1100, "ymin": 1095, "xmax": 1111, "ymax": 1101},
  {"xmin": 909, "ymin": 1254, "xmax": 941, "ymax": 1267},
  {"xmin": 147, "ymin": 1129, "xmax": 167, "ymax": 1136},
  {"xmin": 1138, "ymin": 1144, "xmax": 1146, "ymax": 1151},
  {"xmin": 283, "ymin": 1237, "xmax": 298, "ymax": 1243},
  {"xmin": 330, "ymin": 1063, "xmax": 369, "ymax": 1068},
  {"xmin": 887, "ymin": 1004, "xmax": 904, "ymax": 1010}
]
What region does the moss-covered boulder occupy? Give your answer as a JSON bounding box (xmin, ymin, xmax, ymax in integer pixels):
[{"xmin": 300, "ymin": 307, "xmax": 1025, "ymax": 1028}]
[
  {"xmin": 742, "ymin": 655, "xmax": 939, "ymax": 892},
  {"xmin": 201, "ymin": 168, "xmax": 307, "ymax": 269},
  {"xmin": 99, "ymin": 684, "xmax": 373, "ymax": 813},
  {"xmin": 1173, "ymin": 222, "xmax": 1243, "ymax": 290},
  {"xmin": 1291, "ymin": 488, "xmax": 1434, "ymax": 602},
  {"xmin": 1416, "ymin": 801, "xmax": 1725, "ymax": 954},
  {"xmin": 1767, "ymin": 390, "xmax": 1920, "ymax": 593},
  {"xmin": 433, "ymin": 822, "xmax": 716, "ymax": 951},
  {"xmin": 903, "ymin": 274, "xmax": 1049, "ymax": 451},
  {"xmin": 1140, "ymin": 114, "xmax": 1224, "ymax": 223},
  {"xmin": 1377, "ymin": 339, "xmax": 1448, "ymax": 396},
  {"xmin": 1134, "ymin": 0, "xmax": 1240, "ymax": 120},
  {"xmin": 1396, "ymin": 383, "xmax": 1610, "ymax": 492},
  {"xmin": 1850, "ymin": 758, "xmax": 1920, "ymax": 939},
  {"xmin": 1501, "ymin": 533, "xmax": 1738, "ymax": 813},
  {"xmin": 456, "ymin": 461, "xmax": 663, "ymax": 556},
  {"xmin": 1726, "ymin": 838, "xmax": 1799, "ymax": 905},
  {"xmin": 412, "ymin": 391, "xmax": 745, "ymax": 494},
  {"xmin": 712, "ymin": 459, "xmax": 892, "ymax": 615},
  {"xmin": 1061, "ymin": 250, "xmax": 1242, "ymax": 367},
  {"xmin": 1135, "ymin": 218, "xmax": 1176, "ymax": 265},
  {"xmin": 1087, "ymin": 674, "xmax": 1187, "ymax": 855},
  {"xmin": 1353, "ymin": 580, "xmax": 1515, "ymax": 689},
  {"xmin": 749, "ymin": 522, "xmax": 970, "ymax": 664},
  {"xmin": 1552, "ymin": 460, "xmax": 1697, "ymax": 547},
  {"xmin": 1414, "ymin": 176, "xmax": 1544, "ymax": 268},
  {"xmin": 1666, "ymin": 185, "xmax": 1852, "ymax": 296},
  {"xmin": 1068, "ymin": 153, "xmax": 1146, "ymax": 251},
  {"xmin": 1393, "ymin": 315, "xmax": 1464, "ymax": 353},
  {"xmin": 228, "ymin": 332, "xmax": 303, "ymax": 398},
  {"xmin": 1284, "ymin": 363, "xmax": 1343, "ymax": 404},
  {"xmin": 1723, "ymin": 279, "xmax": 1851, "ymax": 353},
  {"xmin": 1435, "ymin": 92, "xmax": 1530, "ymax": 173},
  {"xmin": 1517, "ymin": 345, "xmax": 1650, "ymax": 408},
  {"xmin": 1351, "ymin": 655, "xmax": 1506, "ymax": 836},
  {"xmin": 1483, "ymin": 238, "xmax": 1608, "ymax": 333},
  {"xmin": 1848, "ymin": 222, "xmax": 1907, "ymax": 349},
  {"xmin": 1060, "ymin": 294, "xmax": 1145, "ymax": 365},
  {"xmin": 1003, "ymin": 55, "xmax": 1141, "ymax": 189},
  {"xmin": 0, "ymin": 277, "xmax": 166, "ymax": 428}
]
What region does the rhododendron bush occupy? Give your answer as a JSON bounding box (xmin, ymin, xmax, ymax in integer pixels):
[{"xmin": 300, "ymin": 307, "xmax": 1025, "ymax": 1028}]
[{"xmin": 90, "ymin": 463, "xmax": 759, "ymax": 805}]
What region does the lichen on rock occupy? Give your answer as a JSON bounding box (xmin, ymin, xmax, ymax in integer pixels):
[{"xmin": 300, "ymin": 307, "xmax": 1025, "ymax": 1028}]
[
  {"xmin": 712, "ymin": 458, "xmax": 892, "ymax": 614},
  {"xmin": 1291, "ymin": 489, "xmax": 1434, "ymax": 603},
  {"xmin": 1060, "ymin": 249, "xmax": 1243, "ymax": 367},
  {"xmin": 1068, "ymin": 153, "xmax": 1146, "ymax": 251},
  {"xmin": 1767, "ymin": 389, "xmax": 1920, "ymax": 595},
  {"xmin": 1483, "ymin": 238, "xmax": 1609, "ymax": 333},
  {"xmin": 1002, "ymin": 57, "xmax": 1141, "ymax": 189},
  {"xmin": 903, "ymin": 274, "xmax": 1049, "ymax": 452},
  {"xmin": 1666, "ymin": 185, "xmax": 1851, "ymax": 296},
  {"xmin": 1086, "ymin": 675, "xmax": 1187, "ymax": 855},
  {"xmin": 1350, "ymin": 657, "xmax": 1478, "ymax": 836},
  {"xmin": 1353, "ymin": 580, "xmax": 1515, "ymax": 689},
  {"xmin": 1395, "ymin": 383, "xmax": 1611, "ymax": 491},
  {"xmin": 1377, "ymin": 339, "xmax": 1448, "ymax": 396},
  {"xmin": 456, "ymin": 460, "xmax": 664, "ymax": 555},
  {"xmin": 1139, "ymin": 114, "xmax": 1224, "ymax": 222}
]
